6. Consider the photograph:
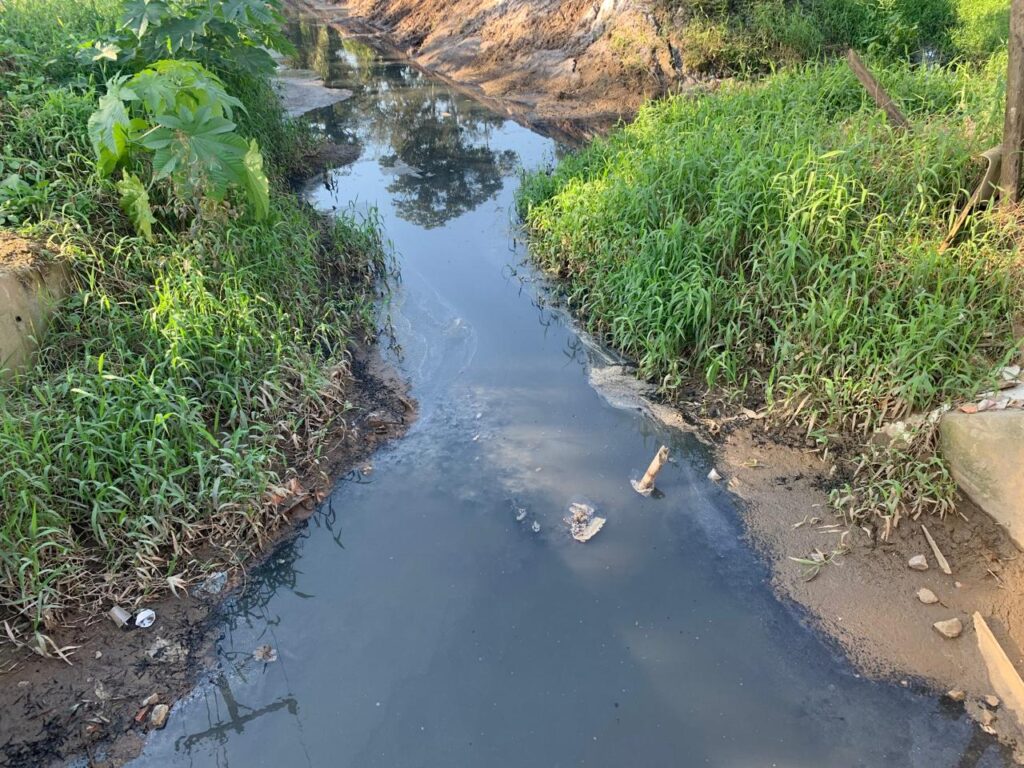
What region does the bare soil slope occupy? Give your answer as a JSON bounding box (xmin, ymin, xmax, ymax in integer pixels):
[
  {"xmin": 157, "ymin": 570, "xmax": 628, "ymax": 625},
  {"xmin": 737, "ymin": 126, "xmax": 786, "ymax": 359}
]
[{"xmin": 328, "ymin": 0, "xmax": 687, "ymax": 133}]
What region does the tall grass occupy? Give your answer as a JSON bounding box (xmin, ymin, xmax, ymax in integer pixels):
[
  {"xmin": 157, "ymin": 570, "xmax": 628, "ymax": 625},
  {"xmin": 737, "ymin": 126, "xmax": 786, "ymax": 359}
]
[
  {"xmin": 519, "ymin": 58, "xmax": 1023, "ymax": 520},
  {"xmin": 658, "ymin": 0, "xmax": 1010, "ymax": 75},
  {"xmin": 0, "ymin": 0, "xmax": 388, "ymax": 627}
]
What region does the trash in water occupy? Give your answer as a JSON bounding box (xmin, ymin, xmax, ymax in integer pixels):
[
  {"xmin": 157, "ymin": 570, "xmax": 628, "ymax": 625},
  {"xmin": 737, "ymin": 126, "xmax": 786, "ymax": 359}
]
[
  {"xmin": 707, "ymin": 468, "xmax": 722, "ymax": 482},
  {"xmin": 108, "ymin": 606, "xmax": 131, "ymax": 628},
  {"xmin": 515, "ymin": 507, "xmax": 528, "ymax": 522},
  {"xmin": 199, "ymin": 571, "xmax": 228, "ymax": 595},
  {"xmin": 254, "ymin": 644, "xmax": 278, "ymax": 663},
  {"xmin": 531, "ymin": 521, "xmax": 541, "ymax": 533},
  {"xmin": 632, "ymin": 445, "xmax": 669, "ymax": 496},
  {"xmin": 565, "ymin": 502, "xmax": 606, "ymax": 543},
  {"xmin": 134, "ymin": 609, "xmax": 156, "ymax": 628}
]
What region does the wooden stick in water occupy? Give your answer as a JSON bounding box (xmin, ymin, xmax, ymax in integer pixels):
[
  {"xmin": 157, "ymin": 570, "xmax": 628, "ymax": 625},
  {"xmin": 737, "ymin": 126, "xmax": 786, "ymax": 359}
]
[{"xmin": 634, "ymin": 445, "xmax": 669, "ymax": 495}]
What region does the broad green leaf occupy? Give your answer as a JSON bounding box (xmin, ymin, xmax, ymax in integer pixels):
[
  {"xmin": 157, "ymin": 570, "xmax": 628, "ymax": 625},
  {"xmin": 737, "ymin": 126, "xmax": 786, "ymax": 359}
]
[
  {"xmin": 116, "ymin": 172, "xmax": 156, "ymax": 241},
  {"xmin": 121, "ymin": 0, "xmax": 170, "ymax": 39},
  {"xmin": 241, "ymin": 139, "xmax": 270, "ymax": 220},
  {"xmin": 88, "ymin": 79, "xmax": 137, "ymax": 173}
]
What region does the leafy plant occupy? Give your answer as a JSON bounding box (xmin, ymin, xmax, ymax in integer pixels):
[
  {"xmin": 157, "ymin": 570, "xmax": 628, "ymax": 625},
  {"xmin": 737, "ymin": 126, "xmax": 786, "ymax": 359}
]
[
  {"xmin": 88, "ymin": 59, "xmax": 270, "ymax": 237},
  {"xmin": 80, "ymin": 0, "xmax": 292, "ymax": 76}
]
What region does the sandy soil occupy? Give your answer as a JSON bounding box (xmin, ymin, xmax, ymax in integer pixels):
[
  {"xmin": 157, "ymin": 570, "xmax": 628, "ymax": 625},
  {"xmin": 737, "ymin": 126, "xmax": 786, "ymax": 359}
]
[
  {"xmin": 0, "ymin": 347, "xmax": 414, "ymax": 766},
  {"xmin": 0, "ymin": 232, "xmax": 51, "ymax": 275},
  {"xmin": 291, "ymin": 0, "xmax": 695, "ymax": 139}
]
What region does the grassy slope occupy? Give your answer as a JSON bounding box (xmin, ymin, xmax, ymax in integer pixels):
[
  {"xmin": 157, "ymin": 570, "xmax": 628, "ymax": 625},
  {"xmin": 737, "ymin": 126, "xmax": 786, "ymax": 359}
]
[
  {"xmin": 519, "ymin": 58, "xmax": 1022, "ymax": 521},
  {"xmin": 0, "ymin": 0, "xmax": 387, "ymax": 626},
  {"xmin": 660, "ymin": 0, "xmax": 1011, "ymax": 75}
]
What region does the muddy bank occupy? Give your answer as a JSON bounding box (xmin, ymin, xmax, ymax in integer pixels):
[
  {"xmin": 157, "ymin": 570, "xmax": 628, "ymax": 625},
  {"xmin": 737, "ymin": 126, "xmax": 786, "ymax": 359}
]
[
  {"xmin": 586, "ymin": 358, "xmax": 1024, "ymax": 758},
  {"xmin": 290, "ymin": 0, "xmax": 694, "ymax": 138},
  {"xmin": 0, "ymin": 350, "xmax": 414, "ymax": 768}
]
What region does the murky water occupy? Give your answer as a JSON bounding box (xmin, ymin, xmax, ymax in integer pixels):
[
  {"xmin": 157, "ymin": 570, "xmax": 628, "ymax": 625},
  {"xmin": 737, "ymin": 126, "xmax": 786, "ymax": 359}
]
[{"xmin": 130, "ymin": 17, "xmax": 1006, "ymax": 768}]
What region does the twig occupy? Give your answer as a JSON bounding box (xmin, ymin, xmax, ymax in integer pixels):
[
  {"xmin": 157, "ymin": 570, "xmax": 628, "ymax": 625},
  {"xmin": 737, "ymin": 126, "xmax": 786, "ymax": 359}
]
[{"xmin": 921, "ymin": 524, "xmax": 952, "ymax": 575}]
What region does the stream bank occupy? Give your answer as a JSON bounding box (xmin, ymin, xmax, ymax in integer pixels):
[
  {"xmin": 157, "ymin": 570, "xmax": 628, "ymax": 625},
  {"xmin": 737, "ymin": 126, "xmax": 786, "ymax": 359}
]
[
  {"xmin": 124, "ymin": 13, "xmax": 1011, "ymax": 767},
  {"xmin": 290, "ymin": 0, "xmax": 1024, "ymax": 756}
]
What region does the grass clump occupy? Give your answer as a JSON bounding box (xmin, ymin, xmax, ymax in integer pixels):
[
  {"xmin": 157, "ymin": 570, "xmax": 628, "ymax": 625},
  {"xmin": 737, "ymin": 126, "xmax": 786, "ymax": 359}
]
[
  {"xmin": 519, "ymin": 58, "xmax": 1023, "ymax": 527},
  {"xmin": 0, "ymin": 0, "xmax": 388, "ymax": 629}
]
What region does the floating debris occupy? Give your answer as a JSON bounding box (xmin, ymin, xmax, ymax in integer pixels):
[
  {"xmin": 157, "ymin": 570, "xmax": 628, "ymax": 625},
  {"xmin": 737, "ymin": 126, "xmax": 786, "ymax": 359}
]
[
  {"xmin": 253, "ymin": 644, "xmax": 278, "ymax": 663},
  {"xmin": 565, "ymin": 502, "xmax": 606, "ymax": 543},
  {"xmin": 515, "ymin": 507, "xmax": 528, "ymax": 522},
  {"xmin": 134, "ymin": 609, "xmax": 156, "ymax": 629},
  {"xmin": 531, "ymin": 521, "xmax": 541, "ymax": 534},
  {"xmin": 707, "ymin": 468, "xmax": 722, "ymax": 482}
]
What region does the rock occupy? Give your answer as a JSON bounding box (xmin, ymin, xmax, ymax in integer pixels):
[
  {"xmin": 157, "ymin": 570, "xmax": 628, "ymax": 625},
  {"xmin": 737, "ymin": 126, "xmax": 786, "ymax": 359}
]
[
  {"xmin": 979, "ymin": 708, "xmax": 996, "ymax": 727},
  {"xmin": 985, "ymin": 695, "xmax": 1001, "ymax": 709},
  {"xmin": 707, "ymin": 468, "xmax": 722, "ymax": 482},
  {"xmin": 199, "ymin": 571, "xmax": 227, "ymax": 595},
  {"xmin": 917, "ymin": 587, "xmax": 939, "ymax": 605},
  {"xmin": 933, "ymin": 618, "xmax": 964, "ymax": 639},
  {"xmin": 149, "ymin": 704, "xmax": 169, "ymax": 729},
  {"xmin": 142, "ymin": 693, "xmax": 160, "ymax": 707},
  {"xmin": 939, "ymin": 410, "xmax": 1024, "ymax": 547},
  {"xmin": 946, "ymin": 689, "xmax": 966, "ymax": 702},
  {"xmin": 908, "ymin": 555, "xmax": 929, "ymax": 571}
]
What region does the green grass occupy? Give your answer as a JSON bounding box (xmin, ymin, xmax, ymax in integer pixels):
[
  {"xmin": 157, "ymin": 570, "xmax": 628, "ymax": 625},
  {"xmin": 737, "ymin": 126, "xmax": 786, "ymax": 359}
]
[
  {"xmin": 658, "ymin": 0, "xmax": 1010, "ymax": 75},
  {"xmin": 0, "ymin": 0, "xmax": 388, "ymax": 629},
  {"xmin": 519, "ymin": 57, "xmax": 1022, "ymax": 522}
]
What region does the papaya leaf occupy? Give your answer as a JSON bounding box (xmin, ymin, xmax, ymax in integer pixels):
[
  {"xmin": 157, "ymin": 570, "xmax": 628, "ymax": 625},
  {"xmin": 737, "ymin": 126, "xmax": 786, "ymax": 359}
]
[
  {"xmin": 88, "ymin": 78, "xmax": 138, "ymax": 174},
  {"xmin": 116, "ymin": 172, "xmax": 156, "ymax": 241},
  {"xmin": 121, "ymin": 0, "xmax": 170, "ymax": 39},
  {"xmin": 241, "ymin": 139, "xmax": 270, "ymax": 220}
]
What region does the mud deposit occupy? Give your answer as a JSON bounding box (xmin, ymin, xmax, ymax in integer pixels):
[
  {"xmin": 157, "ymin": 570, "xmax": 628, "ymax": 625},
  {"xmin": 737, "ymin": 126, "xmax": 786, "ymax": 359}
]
[{"xmin": 117, "ymin": 17, "xmax": 1012, "ymax": 768}]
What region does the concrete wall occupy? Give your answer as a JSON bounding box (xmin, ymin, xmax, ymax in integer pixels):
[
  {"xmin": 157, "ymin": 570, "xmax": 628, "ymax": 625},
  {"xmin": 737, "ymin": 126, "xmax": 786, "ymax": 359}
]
[{"xmin": 940, "ymin": 407, "xmax": 1024, "ymax": 547}]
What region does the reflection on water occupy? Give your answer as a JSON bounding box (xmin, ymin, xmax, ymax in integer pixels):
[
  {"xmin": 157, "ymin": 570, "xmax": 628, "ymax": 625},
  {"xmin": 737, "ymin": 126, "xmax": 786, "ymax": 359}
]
[
  {"xmin": 128, "ymin": 15, "xmax": 1011, "ymax": 768},
  {"xmin": 287, "ymin": 19, "xmax": 518, "ymax": 229}
]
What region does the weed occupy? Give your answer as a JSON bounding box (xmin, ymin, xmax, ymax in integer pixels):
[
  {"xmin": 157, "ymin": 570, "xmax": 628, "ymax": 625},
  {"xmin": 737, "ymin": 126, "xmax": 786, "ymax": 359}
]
[{"xmin": 0, "ymin": 0, "xmax": 389, "ymax": 627}]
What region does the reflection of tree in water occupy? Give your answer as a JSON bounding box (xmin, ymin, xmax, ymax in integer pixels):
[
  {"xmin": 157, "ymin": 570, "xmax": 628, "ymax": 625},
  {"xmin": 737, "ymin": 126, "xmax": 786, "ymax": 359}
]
[
  {"xmin": 286, "ymin": 20, "xmax": 519, "ymax": 228},
  {"xmin": 380, "ymin": 95, "xmax": 518, "ymax": 229}
]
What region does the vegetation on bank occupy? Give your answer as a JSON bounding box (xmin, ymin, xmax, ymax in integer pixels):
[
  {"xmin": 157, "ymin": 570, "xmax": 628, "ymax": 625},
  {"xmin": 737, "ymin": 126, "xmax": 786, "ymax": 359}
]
[
  {"xmin": 661, "ymin": 0, "xmax": 1010, "ymax": 74},
  {"xmin": 519, "ymin": 57, "xmax": 1023, "ymax": 526},
  {"xmin": 0, "ymin": 0, "xmax": 387, "ymax": 631}
]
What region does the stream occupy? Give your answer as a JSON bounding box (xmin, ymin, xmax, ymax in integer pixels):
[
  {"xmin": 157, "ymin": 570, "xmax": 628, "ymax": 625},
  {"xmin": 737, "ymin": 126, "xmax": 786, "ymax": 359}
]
[{"xmin": 129, "ymin": 13, "xmax": 1006, "ymax": 768}]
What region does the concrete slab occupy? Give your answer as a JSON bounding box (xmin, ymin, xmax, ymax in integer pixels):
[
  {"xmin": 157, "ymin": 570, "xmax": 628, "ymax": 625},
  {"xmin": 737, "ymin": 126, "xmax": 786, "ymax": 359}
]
[{"xmin": 940, "ymin": 410, "xmax": 1024, "ymax": 547}]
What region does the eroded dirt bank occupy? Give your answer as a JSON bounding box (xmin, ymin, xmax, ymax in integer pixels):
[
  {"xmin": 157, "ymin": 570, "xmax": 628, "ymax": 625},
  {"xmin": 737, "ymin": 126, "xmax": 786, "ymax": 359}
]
[
  {"xmin": 295, "ymin": 0, "xmax": 691, "ymax": 136},
  {"xmin": 0, "ymin": 352, "xmax": 414, "ymax": 768}
]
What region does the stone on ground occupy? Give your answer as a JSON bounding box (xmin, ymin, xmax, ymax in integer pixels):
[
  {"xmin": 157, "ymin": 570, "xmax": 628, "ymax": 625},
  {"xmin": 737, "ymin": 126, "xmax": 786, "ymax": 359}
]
[{"xmin": 933, "ymin": 618, "xmax": 964, "ymax": 639}]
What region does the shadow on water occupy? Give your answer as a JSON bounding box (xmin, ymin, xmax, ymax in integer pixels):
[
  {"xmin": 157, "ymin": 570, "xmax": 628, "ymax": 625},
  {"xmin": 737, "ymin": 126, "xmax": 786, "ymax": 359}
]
[{"xmin": 128, "ymin": 17, "xmax": 1012, "ymax": 768}]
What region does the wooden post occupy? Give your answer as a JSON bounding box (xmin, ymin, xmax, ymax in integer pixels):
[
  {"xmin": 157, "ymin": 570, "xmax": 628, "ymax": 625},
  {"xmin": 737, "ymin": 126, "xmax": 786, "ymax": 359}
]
[
  {"xmin": 1001, "ymin": 0, "xmax": 1024, "ymax": 203},
  {"xmin": 845, "ymin": 50, "xmax": 910, "ymax": 131}
]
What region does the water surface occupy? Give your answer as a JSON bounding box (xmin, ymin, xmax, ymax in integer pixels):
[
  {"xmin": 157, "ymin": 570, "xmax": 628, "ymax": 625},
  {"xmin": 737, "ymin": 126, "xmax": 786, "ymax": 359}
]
[{"xmin": 130, "ymin": 17, "xmax": 1005, "ymax": 768}]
